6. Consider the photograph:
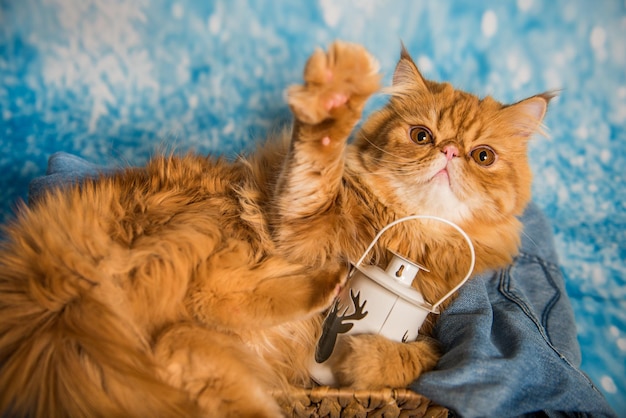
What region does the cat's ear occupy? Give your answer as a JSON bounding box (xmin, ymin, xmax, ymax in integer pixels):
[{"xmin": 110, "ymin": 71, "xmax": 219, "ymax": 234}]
[
  {"xmin": 390, "ymin": 43, "xmax": 429, "ymax": 94},
  {"xmin": 501, "ymin": 92, "xmax": 556, "ymax": 138}
]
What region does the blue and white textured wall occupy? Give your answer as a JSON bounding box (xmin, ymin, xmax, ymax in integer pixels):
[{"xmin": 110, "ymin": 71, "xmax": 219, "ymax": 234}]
[{"xmin": 0, "ymin": 0, "xmax": 624, "ymax": 414}]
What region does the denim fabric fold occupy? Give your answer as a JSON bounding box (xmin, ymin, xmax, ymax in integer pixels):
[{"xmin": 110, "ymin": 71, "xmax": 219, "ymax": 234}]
[{"xmin": 413, "ymin": 204, "xmax": 615, "ymax": 417}]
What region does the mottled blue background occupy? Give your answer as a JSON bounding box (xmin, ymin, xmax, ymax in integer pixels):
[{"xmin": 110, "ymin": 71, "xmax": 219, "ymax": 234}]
[{"xmin": 1, "ymin": 0, "xmax": 624, "ymax": 414}]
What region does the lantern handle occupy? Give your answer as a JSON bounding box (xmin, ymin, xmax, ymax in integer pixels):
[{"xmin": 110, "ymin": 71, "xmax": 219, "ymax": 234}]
[{"xmin": 354, "ymin": 215, "xmax": 475, "ymax": 314}]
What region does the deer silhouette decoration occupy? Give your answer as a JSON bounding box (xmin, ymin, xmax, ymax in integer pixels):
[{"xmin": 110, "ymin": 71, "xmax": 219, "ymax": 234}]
[{"xmin": 315, "ymin": 289, "xmax": 368, "ymax": 363}]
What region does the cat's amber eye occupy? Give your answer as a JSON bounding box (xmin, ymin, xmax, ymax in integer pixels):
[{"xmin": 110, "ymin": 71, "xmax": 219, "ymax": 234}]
[
  {"xmin": 470, "ymin": 146, "xmax": 497, "ymax": 166},
  {"xmin": 409, "ymin": 126, "xmax": 434, "ymax": 145}
]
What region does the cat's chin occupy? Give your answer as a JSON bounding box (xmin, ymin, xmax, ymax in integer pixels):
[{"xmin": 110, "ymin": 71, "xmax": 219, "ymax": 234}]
[{"xmin": 387, "ymin": 178, "xmax": 472, "ymax": 224}]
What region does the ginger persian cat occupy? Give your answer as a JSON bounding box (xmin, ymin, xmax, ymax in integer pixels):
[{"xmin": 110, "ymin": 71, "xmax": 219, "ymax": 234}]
[{"xmin": 0, "ymin": 41, "xmax": 550, "ymax": 417}]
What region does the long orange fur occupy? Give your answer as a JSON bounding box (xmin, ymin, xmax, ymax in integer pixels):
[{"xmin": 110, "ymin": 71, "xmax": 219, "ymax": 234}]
[{"xmin": 0, "ymin": 41, "xmax": 551, "ymax": 417}]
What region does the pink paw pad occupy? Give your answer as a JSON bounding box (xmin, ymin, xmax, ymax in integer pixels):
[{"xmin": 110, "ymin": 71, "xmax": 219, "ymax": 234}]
[
  {"xmin": 325, "ymin": 93, "xmax": 348, "ymax": 111},
  {"xmin": 321, "ymin": 136, "xmax": 331, "ymax": 146}
]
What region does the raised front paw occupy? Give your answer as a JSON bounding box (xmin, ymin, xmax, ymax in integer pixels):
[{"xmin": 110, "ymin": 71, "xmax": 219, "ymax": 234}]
[
  {"xmin": 287, "ymin": 41, "xmax": 382, "ymax": 126},
  {"xmin": 330, "ymin": 334, "xmax": 440, "ymax": 390}
]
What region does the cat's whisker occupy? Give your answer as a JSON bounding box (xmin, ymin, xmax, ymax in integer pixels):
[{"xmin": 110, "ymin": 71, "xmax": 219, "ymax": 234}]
[
  {"xmin": 357, "ymin": 134, "xmax": 414, "ymax": 162},
  {"xmin": 362, "ymin": 158, "xmax": 433, "ymax": 176}
]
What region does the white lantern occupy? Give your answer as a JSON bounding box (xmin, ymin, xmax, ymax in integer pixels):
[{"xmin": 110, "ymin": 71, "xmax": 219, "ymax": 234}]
[{"xmin": 310, "ymin": 215, "xmax": 475, "ymax": 386}]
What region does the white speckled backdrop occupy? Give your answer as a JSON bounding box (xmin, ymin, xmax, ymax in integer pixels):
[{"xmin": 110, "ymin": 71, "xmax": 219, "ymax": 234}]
[{"xmin": 1, "ymin": 0, "xmax": 624, "ymax": 414}]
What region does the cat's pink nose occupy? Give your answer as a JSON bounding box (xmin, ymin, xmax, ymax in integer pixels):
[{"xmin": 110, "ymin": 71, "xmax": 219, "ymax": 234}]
[{"xmin": 442, "ymin": 145, "xmax": 459, "ymax": 160}]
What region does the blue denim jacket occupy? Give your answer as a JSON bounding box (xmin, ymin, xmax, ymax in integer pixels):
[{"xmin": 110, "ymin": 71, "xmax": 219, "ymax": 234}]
[
  {"xmin": 412, "ymin": 203, "xmax": 616, "ymax": 417},
  {"xmin": 29, "ymin": 153, "xmax": 616, "ymax": 418}
]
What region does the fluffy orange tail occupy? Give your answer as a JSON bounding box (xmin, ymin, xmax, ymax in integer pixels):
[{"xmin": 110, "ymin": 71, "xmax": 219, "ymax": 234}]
[{"xmin": 0, "ymin": 199, "xmax": 198, "ymax": 418}]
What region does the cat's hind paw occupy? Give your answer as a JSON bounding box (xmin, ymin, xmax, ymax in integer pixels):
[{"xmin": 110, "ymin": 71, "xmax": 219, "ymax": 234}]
[
  {"xmin": 287, "ymin": 41, "xmax": 382, "ymax": 126},
  {"xmin": 331, "ymin": 334, "xmax": 440, "ymax": 390}
]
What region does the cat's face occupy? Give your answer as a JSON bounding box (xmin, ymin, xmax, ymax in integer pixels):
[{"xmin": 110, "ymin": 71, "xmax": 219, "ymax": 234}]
[{"xmin": 354, "ymin": 49, "xmax": 550, "ymax": 225}]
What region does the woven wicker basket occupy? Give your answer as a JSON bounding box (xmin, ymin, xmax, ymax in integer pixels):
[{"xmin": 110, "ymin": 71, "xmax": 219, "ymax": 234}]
[{"xmin": 274, "ymin": 386, "xmax": 448, "ymax": 417}]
